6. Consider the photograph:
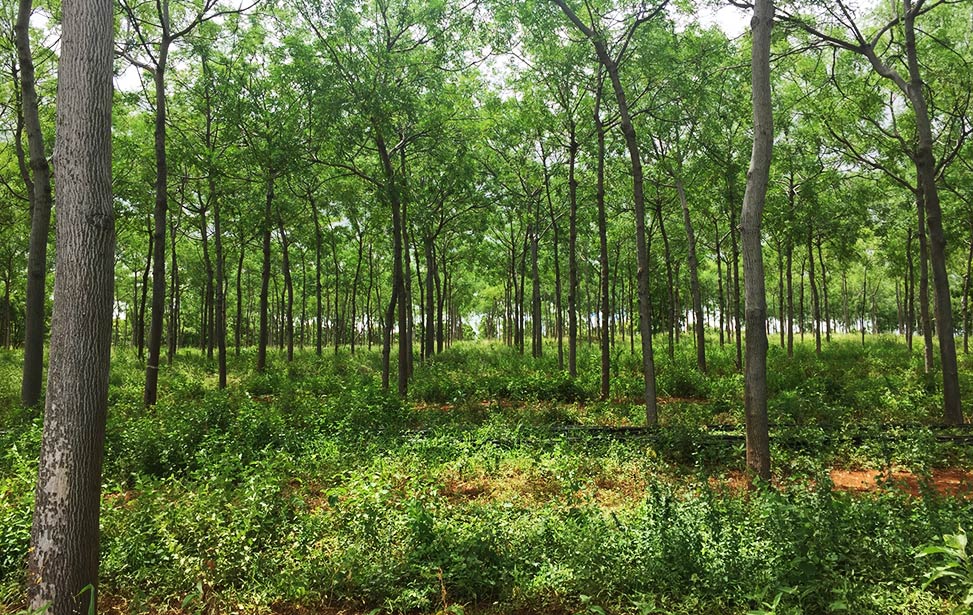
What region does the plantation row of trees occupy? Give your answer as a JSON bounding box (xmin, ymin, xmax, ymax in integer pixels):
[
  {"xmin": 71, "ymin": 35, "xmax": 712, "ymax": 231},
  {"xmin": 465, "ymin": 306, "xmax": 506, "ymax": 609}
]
[
  {"xmin": 6, "ymin": 1, "xmax": 973, "ymax": 407},
  {"xmin": 2, "ymin": 0, "xmax": 973, "ymax": 608}
]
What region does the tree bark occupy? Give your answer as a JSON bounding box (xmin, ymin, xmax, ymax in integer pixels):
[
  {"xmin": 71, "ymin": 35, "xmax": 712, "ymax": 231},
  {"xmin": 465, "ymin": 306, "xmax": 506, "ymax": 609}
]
[
  {"xmin": 213, "ymin": 175, "xmax": 226, "ymax": 388},
  {"xmin": 200, "ymin": 201, "xmax": 214, "ymax": 359},
  {"xmin": 676, "ymin": 176, "xmax": 706, "ymax": 372},
  {"xmin": 906, "ymin": 230, "xmax": 914, "ymax": 349},
  {"xmin": 807, "ymin": 228, "xmax": 821, "ymax": 354},
  {"xmin": 786, "ymin": 242, "xmax": 794, "ymax": 356},
  {"xmin": 963, "ymin": 218, "xmax": 973, "ymax": 354},
  {"xmin": 741, "ymin": 0, "xmax": 774, "ymax": 481},
  {"xmin": 715, "ymin": 220, "xmax": 726, "ymax": 347},
  {"xmin": 350, "ymin": 230, "xmax": 365, "ymax": 354},
  {"xmin": 554, "ymin": 0, "xmax": 663, "ymax": 420},
  {"xmin": 777, "ymin": 240, "xmax": 785, "ymax": 348},
  {"xmin": 278, "ymin": 218, "xmax": 294, "ymax": 362},
  {"xmin": 917, "ymin": 185, "xmax": 934, "ymax": 373},
  {"xmin": 256, "ymin": 176, "xmax": 274, "ymax": 372},
  {"xmin": 16, "ymin": 0, "xmax": 54, "ymax": 409},
  {"xmin": 567, "ymin": 124, "xmax": 579, "ymax": 376},
  {"xmin": 137, "ymin": 218, "xmax": 152, "ymax": 360},
  {"xmin": 541, "ymin": 145, "xmax": 564, "ymax": 370},
  {"xmin": 423, "ymin": 234, "xmax": 436, "ymax": 359},
  {"xmin": 166, "ymin": 211, "xmax": 179, "ymax": 364},
  {"xmin": 595, "ymin": 82, "xmax": 611, "ymax": 399},
  {"xmin": 27, "ymin": 1, "xmax": 114, "ymax": 610},
  {"xmin": 730, "ymin": 199, "xmax": 743, "ymax": 370},
  {"xmin": 143, "ymin": 36, "xmax": 172, "ymax": 407},
  {"xmin": 656, "ymin": 197, "xmax": 676, "ymax": 359},
  {"xmin": 375, "ymin": 129, "xmax": 408, "ymax": 395},
  {"xmin": 818, "ymin": 238, "xmax": 831, "ymax": 343},
  {"xmin": 531, "ymin": 207, "xmax": 542, "ymax": 358},
  {"xmin": 235, "ymin": 243, "xmax": 245, "ymax": 355}
]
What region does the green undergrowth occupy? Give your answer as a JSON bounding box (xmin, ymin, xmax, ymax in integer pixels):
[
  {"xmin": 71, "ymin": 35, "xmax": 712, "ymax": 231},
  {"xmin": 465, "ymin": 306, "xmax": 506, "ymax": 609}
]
[{"xmin": 1, "ymin": 339, "xmax": 972, "ymax": 613}]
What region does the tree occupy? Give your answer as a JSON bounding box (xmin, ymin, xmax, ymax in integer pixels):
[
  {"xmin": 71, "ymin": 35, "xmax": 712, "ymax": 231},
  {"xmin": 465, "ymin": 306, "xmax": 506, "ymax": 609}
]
[
  {"xmin": 15, "ymin": 0, "xmax": 54, "ymax": 408},
  {"xmin": 740, "ymin": 0, "xmax": 774, "ymax": 481},
  {"xmin": 118, "ymin": 0, "xmax": 253, "ymax": 405},
  {"xmin": 553, "ymin": 0, "xmax": 667, "ymax": 424},
  {"xmin": 770, "ymin": 0, "xmax": 964, "ymax": 424},
  {"xmin": 27, "ymin": 0, "xmax": 114, "ymax": 610}
]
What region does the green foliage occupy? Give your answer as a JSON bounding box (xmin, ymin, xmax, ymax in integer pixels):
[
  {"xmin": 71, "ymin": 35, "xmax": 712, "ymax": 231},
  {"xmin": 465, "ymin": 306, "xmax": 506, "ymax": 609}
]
[
  {"xmin": 918, "ymin": 529, "xmax": 973, "ymax": 614},
  {"xmin": 1, "ymin": 342, "xmax": 970, "ymax": 613}
]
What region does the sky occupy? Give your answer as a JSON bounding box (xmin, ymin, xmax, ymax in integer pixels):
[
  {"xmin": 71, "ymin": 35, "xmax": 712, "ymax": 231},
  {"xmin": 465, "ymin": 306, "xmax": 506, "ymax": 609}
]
[{"xmin": 699, "ymin": 4, "xmax": 752, "ymax": 39}]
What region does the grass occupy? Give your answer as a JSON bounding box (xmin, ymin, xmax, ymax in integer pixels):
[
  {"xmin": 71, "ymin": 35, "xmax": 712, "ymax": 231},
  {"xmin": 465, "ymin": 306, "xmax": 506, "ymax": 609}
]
[{"xmin": 1, "ymin": 337, "xmax": 972, "ymax": 614}]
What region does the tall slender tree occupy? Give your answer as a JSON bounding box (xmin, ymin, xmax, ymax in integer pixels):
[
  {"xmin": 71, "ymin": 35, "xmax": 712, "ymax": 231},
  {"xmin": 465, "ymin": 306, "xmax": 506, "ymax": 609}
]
[
  {"xmin": 553, "ymin": 0, "xmax": 667, "ymax": 424},
  {"xmin": 740, "ymin": 0, "xmax": 774, "ymax": 481},
  {"xmin": 15, "ymin": 0, "xmax": 54, "ymax": 408}
]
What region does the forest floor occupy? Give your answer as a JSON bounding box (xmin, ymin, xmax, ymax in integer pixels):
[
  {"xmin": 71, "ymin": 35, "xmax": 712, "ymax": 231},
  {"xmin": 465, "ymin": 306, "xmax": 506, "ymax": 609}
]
[{"xmin": 3, "ymin": 337, "xmax": 973, "ymax": 614}]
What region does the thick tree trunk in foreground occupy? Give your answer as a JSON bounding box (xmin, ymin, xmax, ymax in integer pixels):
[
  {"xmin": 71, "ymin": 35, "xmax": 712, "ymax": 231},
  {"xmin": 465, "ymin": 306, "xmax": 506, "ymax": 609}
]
[
  {"xmin": 741, "ymin": 0, "xmax": 774, "ymax": 481},
  {"xmin": 28, "ymin": 1, "xmax": 114, "ymax": 610},
  {"xmin": 16, "ymin": 0, "xmax": 54, "ymax": 408}
]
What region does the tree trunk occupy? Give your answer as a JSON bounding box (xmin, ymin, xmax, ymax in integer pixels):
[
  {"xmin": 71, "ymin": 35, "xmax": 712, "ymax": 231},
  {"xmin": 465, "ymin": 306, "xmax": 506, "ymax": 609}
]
[
  {"xmin": 917, "ymin": 185, "xmax": 934, "ymax": 373},
  {"xmin": 567, "ymin": 123, "xmax": 579, "ymax": 376},
  {"xmin": 542, "ymin": 146, "xmax": 564, "ymax": 370},
  {"xmin": 817, "ymin": 238, "xmax": 831, "ymax": 342},
  {"xmin": 777, "ymin": 240, "xmax": 785, "ymax": 348},
  {"xmin": 16, "ymin": 0, "xmax": 54, "ymax": 408},
  {"xmin": 656, "ymin": 197, "xmax": 676, "ymax": 359},
  {"xmin": 27, "ymin": 2, "xmax": 114, "ymax": 609},
  {"xmin": 715, "ymin": 220, "xmax": 726, "ymax": 347},
  {"xmin": 676, "ymin": 176, "xmax": 706, "ymax": 372},
  {"xmin": 366, "ymin": 242, "xmax": 374, "ymax": 351},
  {"xmin": 595, "ymin": 84, "xmax": 611, "ymax": 399},
  {"xmin": 423, "ymin": 234, "xmax": 436, "ymax": 359},
  {"xmin": 531, "ymin": 210, "xmax": 542, "ymax": 358},
  {"xmin": 786, "ymin": 241, "xmax": 794, "ymax": 356},
  {"xmin": 256, "ymin": 176, "xmax": 273, "ymax": 372},
  {"xmin": 436, "ymin": 247, "xmax": 445, "ymax": 353},
  {"xmin": 382, "ymin": 279, "xmax": 397, "ymax": 392},
  {"xmin": 212, "ymin": 176, "xmax": 226, "ymax": 388},
  {"xmin": 904, "ymin": 25, "xmax": 963, "ymax": 422},
  {"xmin": 963, "ymin": 218, "xmax": 973, "ymax": 354},
  {"xmin": 740, "ymin": 0, "xmax": 774, "ymax": 481},
  {"xmin": 582, "ymin": 25, "xmax": 659, "ymax": 423},
  {"xmin": 2, "ymin": 275, "xmax": 11, "ymax": 350},
  {"xmin": 200, "ymin": 204, "xmax": 214, "ymax": 359},
  {"xmin": 807, "ymin": 228, "xmax": 821, "ymax": 354},
  {"xmin": 167, "ymin": 212, "xmax": 179, "ymax": 364},
  {"xmin": 350, "ymin": 231, "xmax": 364, "ymax": 354},
  {"xmin": 143, "ymin": 36, "xmax": 171, "ymax": 407},
  {"xmin": 309, "ymin": 194, "xmax": 323, "ymax": 355},
  {"xmin": 375, "ymin": 130, "xmax": 408, "ymax": 395},
  {"xmin": 730, "ymin": 202, "xmax": 743, "ymax": 370},
  {"xmin": 137, "ymin": 218, "xmax": 152, "ymax": 361},
  {"xmin": 235, "ymin": 243, "xmax": 244, "ymax": 356},
  {"xmin": 799, "ymin": 257, "xmax": 806, "ymax": 342},
  {"xmin": 278, "ymin": 218, "xmax": 294, "ymax": 362},
  {"xmin": 906, "ymin": 229, "xmax": 914, "ymax": 350}
]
